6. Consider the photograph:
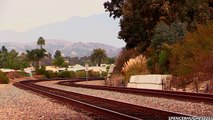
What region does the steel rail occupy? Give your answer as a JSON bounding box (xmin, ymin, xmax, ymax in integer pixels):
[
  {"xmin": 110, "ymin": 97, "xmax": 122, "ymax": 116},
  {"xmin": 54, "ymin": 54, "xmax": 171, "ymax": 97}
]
[
  {"xmin": 14, "ymin": 82, "xmax": 141, "ymax": 120},
  {"xmin": 58, "ymin": 80, "xmax": 213, "ymax": 104},
  {"xmin": 13, "ymin": 80, "xmax": 192, "ymax": 120}
]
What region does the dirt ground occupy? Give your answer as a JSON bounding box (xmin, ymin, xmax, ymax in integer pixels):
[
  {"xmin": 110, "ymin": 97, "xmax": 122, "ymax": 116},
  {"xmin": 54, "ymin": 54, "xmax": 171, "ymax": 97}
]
[{"xmin": 8, "ymin": 77, "xmax": 38, "ymax": 84}]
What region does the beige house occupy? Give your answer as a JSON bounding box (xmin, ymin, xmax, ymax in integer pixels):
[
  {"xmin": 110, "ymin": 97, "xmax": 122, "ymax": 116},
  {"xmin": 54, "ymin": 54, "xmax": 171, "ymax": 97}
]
[{"xmin": 45, "ymin": 66, "xmax": 59, "ymax": 72}]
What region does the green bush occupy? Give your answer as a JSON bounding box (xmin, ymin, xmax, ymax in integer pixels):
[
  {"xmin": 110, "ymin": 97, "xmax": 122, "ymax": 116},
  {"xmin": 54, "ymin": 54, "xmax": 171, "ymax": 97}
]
[
  {"xmin": 88, "ymin": 70, "xmax": 107, "ymax": 77},
  {"xmin": 69, "ymin": 71, "xmax": 76, "ymax": 78},
  {"xmin": 76, "ymin": 70, "xmax": 107, "ymax": 78},
  {"xmin": 76, "ymin": 70, "xmax": 86, "ymax": 78},
  {"xmin": 158, "ymin": 50, "xmax": 169, "ymax": 73},
  {"xmin": 58, "ymin": 71, "xmax": 76, "ymax": 78},
  {"xmin": 88, "ymin": 70, "xmax": 99, "ymax": 77},
  {"xmin": 41, "ymin": 69, "xmax": 107, "ymax": 79},
  {"xmin": 147, "ymin": 48, "xmax": 170, "ymax": 74},
  {"xmin": 35, "ymin": 66, "xmax": 46, "ymax": 75},
  {"xmin": 0, "ymin": 71, "xmax": 9, "ymax": 84},
  {"xmin": 44, "ymin": 71, "xmax": 58, "ymax": 78},
  {"xmin": 101, "ymin": 71, "xmax": 108, "ymax": 77}
]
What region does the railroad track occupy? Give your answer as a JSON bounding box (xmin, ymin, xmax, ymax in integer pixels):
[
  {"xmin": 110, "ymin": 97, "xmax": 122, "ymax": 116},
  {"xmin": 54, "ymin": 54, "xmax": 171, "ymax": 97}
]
[
  {"xmin": 13, "ymin": 79, "xmax": 191, "ymax": 120},
  {"xmin": 58, "ymin": 79, "xmax": 213, "ymax": 104}
]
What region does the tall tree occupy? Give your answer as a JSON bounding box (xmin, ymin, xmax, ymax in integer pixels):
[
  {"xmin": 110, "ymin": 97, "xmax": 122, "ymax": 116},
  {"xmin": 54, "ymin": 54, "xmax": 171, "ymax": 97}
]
[
  {"xmin": 26, "ymin": 49, "xmax": 46, "ymax": 68},
  {"xmin": 91, "ymin": 48, "xmax": 107, "ymax": 66},
  {"xmin": 0, "ymin": 46, "xmax": 8, "ymax": 68},
  {"xmin": 54, "ymin": 50, "xmax": 62, "ymax": 59},
  {"xmin": 26, "ymin": 50, "xmax": 37, "ymax": 66},
  {"xmin": 210, "ymin": 0, "xmax": 213, "ymax": 18},
  {"xmin": 36, "ymin": 36, "xmax": 47, "ymax": 68},
  {"xmin": 35, "ymin": 49, "xmax": 46, "ymax": 68},
  {"xmin": 104, "ymin": 0, "xmax": 124, "ymax": 18},
  {"xmin": 52, "ymin": 50, "xmax": 67, "ymax": 68},
  {"xmin": 37, "ymin": 37, "xmax": 45, "ymax": 49},
  {"xmin": 1, "ymin": 46, "xmax": 8, "ymax": 53},
  {"xmin": 0, "ymin": 49, "xmax": 29, "ymax": 70},
  {"xmin": 104, "ymin": 0, "xmax": 210, "ymax": 53}
]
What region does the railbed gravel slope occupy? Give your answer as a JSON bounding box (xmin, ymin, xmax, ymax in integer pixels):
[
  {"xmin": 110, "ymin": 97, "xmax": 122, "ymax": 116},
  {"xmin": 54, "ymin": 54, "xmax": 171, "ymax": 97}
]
[
  {"xmin": 0, "ymin": 84, "xmax": 93, "ymax": 120},
  {"xmin": 36, "ymin": 80, "xmax": 213, "ymax": 116}
]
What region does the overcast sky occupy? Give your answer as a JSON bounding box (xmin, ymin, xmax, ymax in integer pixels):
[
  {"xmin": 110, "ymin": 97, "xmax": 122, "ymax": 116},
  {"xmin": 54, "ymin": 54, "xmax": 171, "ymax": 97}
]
[{"xmin": 0, "ymin": 0, "xmax": 107, "ymax": 32}]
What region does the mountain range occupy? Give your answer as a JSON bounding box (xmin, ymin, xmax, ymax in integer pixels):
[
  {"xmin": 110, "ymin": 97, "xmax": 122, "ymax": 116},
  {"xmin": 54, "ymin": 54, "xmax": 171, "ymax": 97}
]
[
  {"xmin": 0, "ymin": 40, "xmax": 121, "ymax": 57},
  {"xmin": 0, "ymin": 13, "xmax": 125, "ymax": 48}
]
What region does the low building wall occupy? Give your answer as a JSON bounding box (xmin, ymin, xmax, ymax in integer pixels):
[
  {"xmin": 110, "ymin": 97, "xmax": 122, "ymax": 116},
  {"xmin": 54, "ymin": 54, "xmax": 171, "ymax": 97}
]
[{"xmin": 127, "ymin": 75, "xmax": 171, "ymax": 90}]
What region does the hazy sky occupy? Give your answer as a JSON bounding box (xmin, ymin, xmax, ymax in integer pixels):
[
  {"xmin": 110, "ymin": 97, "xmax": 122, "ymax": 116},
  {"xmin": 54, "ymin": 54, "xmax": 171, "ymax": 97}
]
[{"xmin": 0, "ymin": 0, "xmax": 107, "ymax": 32}]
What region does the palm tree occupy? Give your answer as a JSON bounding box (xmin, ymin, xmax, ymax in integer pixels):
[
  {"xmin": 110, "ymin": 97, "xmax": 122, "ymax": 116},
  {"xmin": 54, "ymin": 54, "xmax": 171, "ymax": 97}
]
[
  {"xmin": 37, "ymin": 37, "xmax": 45, "ymax": 49},
  {"xmin": 36, "ymin": 37, "xmax": 47, "ymax": 68},
  {"xmin": 26, "ymin": 49, "xmax": 46, "ymax": 68},
  {"xmin": 35, "ymin": 49, "xmax": 47, "ymax": 68},
  {"xmin": 26, "ymin": 50, "xmax": 36, "ymax": 67},
  {"xmin": 91, "ymin": 48, "xmax": 107, "ymax": 66}
]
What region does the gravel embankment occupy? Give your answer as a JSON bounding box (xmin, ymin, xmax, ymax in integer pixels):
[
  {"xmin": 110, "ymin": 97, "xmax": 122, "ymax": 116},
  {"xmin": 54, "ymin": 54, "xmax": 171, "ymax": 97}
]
[
  {"xmin": 36, "ymin": 80, "xmax": 213, "ymax": 116},
  {"xmin": 0, "ymin": 84, "xmax": 93, "ymax": 120},
  {"xmin": 75, "ymin": 80, "xmax": 105, "ymax": 85}
]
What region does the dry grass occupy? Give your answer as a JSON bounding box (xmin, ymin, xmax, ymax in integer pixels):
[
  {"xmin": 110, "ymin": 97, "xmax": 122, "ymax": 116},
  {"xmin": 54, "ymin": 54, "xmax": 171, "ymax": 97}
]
[
  {"xmin": 106, "ymin": 73, "xmax": 123, "ymax": 86},
  {"xmin": 121, "ymin": 55, "xmax": 149, "ymax": 85}
]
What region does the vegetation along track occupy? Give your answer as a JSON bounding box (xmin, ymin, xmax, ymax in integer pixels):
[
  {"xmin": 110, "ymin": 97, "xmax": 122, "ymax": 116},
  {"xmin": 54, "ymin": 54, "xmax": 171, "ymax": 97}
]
[
  {"xmin": 58, "ymin": 79, "xmax": 213, "ymax": 104},
  {"xmin": 13, "ymin": 79, "xmax": 191, "ymax": 120}
]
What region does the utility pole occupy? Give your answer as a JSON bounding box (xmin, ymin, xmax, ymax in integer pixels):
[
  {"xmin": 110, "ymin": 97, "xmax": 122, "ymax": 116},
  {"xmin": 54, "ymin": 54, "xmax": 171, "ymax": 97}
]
[{"xmin": 85, "ymin": 63, "xmax": 89, "ymax": 85}]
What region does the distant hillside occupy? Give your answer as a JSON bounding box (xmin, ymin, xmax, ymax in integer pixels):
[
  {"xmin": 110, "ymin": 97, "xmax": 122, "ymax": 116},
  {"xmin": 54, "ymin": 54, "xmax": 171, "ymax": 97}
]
[
  {"xmin": 0, "ymin": 13, "xmax": 125, "ymax": 48},
  {"xmin": 0, "ymin": 39, "xmax": 121, "ymax": 57}
]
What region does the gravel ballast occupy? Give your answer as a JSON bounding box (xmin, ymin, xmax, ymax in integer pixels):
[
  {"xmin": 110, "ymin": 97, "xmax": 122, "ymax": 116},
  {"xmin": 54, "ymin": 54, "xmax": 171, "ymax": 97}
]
[
  {"xmin": 0, "ymin": 84, "xmax": 93, "ymax": 120},
  {"xmin": 36, "ymin": 80, "xmax": 213, "ymax": 116}
]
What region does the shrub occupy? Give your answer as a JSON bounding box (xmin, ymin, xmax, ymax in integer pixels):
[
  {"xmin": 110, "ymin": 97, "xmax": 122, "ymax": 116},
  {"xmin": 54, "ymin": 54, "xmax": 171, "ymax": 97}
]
[
  {"xmin": 106, "ymin": 73, "xmax": 123, "ymax": 86},
  {"xmin": 158, "ymin": 50, "xmax": 169, "ymax": 73},
  {"xmin": 121, "ymin": 55, "xmax": 149, "ymax": 85},
  {"xmin": 35, "ymin": 66, "xmax": 46, "ymax": 75},
  {"xmin": 58, "ymin": 71, "xmax": 76, "ymax": 78},
  {"xmin": 69, "ymin": 71, "xmax": 76, "ymax": 78},
  {"xmin": 75, "ymin": 70, "xmax": 107, "ymax": 78},
  {"xmin": 44, "ymin": 71, "xmax": 58, "ymax": 78},
  {"xmin": 0, "ymin": 71, "xmax": 9, "ymax": 84},
  {"xmin": 101, "ymin": 71, "xmax": 108, "ymax": 77},
  {"xmin": 88, "ymin": 70, "xmax": 107, "ymax": 77},
  {"xmin": 114, "ymin": 48, "xmax": 140, "ymax": 73},
  {"xmin": 169, "ymin": 20, "xmax": 213, "ymax": 76},
  {"xmin": 17, "ymin": 71, "xmax": 29, "ymax": 77},
  {"xmin": 88, "ymin": 70, "xmax": 99, "ymax": 77},
  {"xmin": 76, "ymin": 70, "xmax": 86, "ymax": 78},
  {"xmin": 168, "ymin": 20, "xmax": 213, "ymax": 92},
  {"xmin": 170, "ymin": 76, "xmax": 193, "ymax": 91},
  {"xmin": 147, "ymin": 47, "xmax": 171, "ymax": 74}
]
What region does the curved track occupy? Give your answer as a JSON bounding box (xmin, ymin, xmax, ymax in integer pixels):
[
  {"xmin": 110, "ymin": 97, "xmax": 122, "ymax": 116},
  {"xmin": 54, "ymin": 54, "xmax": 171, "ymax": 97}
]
[
  {"xmin": 13, "ymin": 79, "xmax": 191, "ymax": 120},
  {"xmin": 58, "ymin": 79, "xmax": 213, "ymax": 104}
]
